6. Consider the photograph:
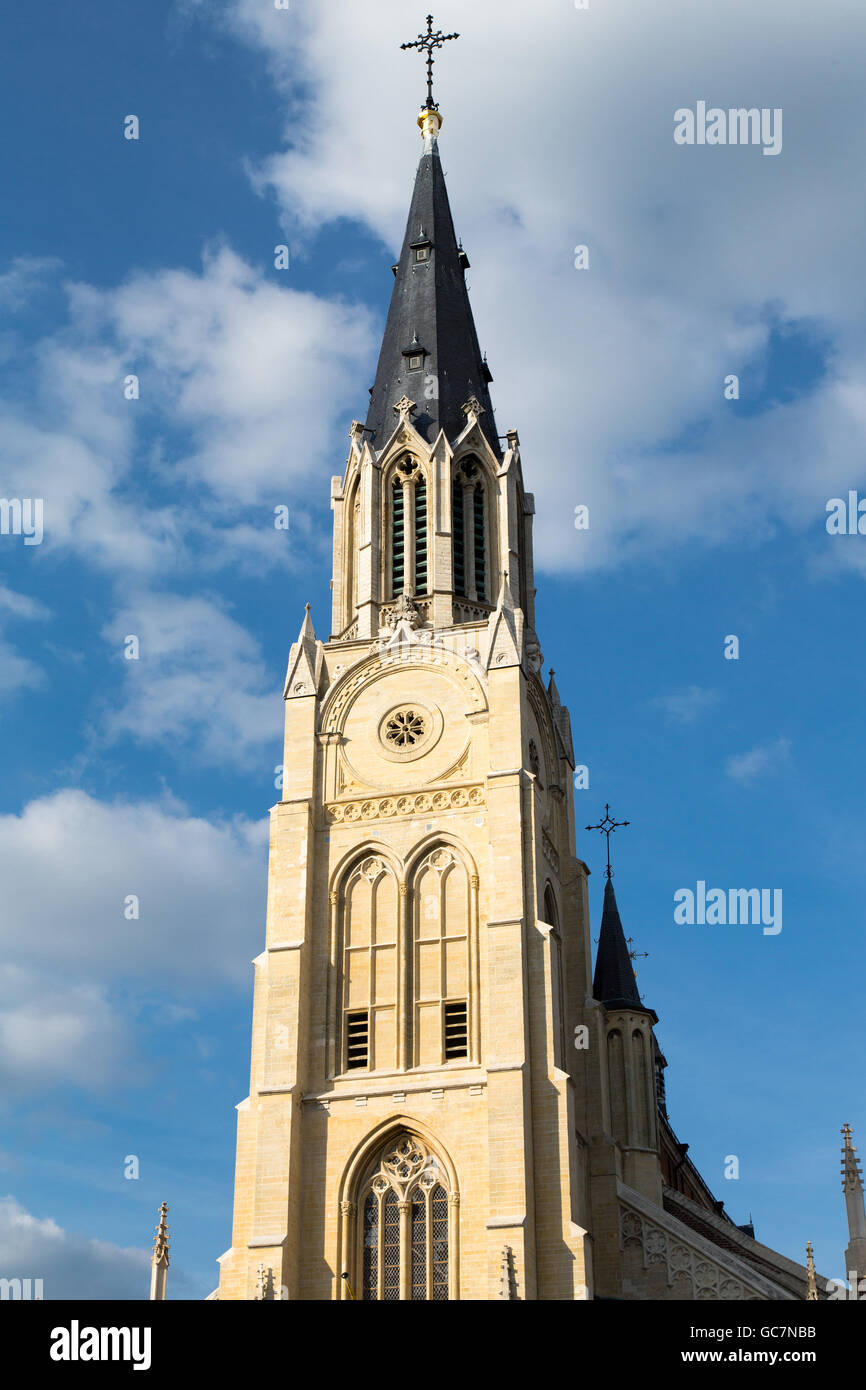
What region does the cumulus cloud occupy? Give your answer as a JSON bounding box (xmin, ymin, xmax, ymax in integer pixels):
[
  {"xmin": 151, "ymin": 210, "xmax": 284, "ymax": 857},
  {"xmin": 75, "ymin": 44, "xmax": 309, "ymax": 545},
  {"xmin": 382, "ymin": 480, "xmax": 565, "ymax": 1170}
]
[
  {"xmin": 100, "ymin": 591, "xmax": 283, "ymax": 764},
  {"xmin": 725, "ymin": 736, "xmax": 792, "ymax": 784},
  {"xmin": 0, "ymin": 789, "xmax": 267, "ymax": 1092},
  {"xmin": 0, "ymin": 969, "xmax": 128, "ymax": 1091},
  {"xmin": 95, "ymin": 244, "xmax": 376, "ymax": 501},
  {"xmin": 0, "ymin": 1195, "xmax": 203, "ymax": 1300},
  {"xmin": 0, "ymin": 789, "xmax": 266, "ymax": 984},
  {"xmin": 0, "ymin": 244, "xmax": 375, "ymax": 579}
]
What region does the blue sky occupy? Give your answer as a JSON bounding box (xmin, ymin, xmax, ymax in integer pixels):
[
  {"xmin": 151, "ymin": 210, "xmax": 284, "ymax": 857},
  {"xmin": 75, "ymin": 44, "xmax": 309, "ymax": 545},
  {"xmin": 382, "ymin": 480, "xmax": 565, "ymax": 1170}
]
[{"xmin": 0, "ymin": 0, "xmax": 864, "ymax": 1298}]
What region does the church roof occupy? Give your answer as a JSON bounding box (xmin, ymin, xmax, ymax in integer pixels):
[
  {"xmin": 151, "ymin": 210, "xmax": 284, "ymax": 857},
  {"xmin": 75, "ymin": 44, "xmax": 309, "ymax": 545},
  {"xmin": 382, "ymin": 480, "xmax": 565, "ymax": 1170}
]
[
  {"xmin": 592, "ymin": 877, "xmax": 646, "ymax": 1011},
  {"xmin": 364, "ymin": 117, "xmax": 499, "ymax": 453}
]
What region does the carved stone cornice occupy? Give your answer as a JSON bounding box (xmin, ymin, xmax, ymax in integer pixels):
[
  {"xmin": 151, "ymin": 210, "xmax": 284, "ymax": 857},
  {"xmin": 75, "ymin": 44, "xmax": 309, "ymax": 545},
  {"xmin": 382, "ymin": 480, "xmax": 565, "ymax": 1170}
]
[{"xmin": 326, "ymin": 783, "xmax": 485, "ymax": 825}]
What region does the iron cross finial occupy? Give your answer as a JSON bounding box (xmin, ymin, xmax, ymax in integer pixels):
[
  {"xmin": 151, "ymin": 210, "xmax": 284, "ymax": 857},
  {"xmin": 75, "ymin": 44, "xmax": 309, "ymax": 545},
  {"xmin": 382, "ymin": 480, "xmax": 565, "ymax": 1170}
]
[
  {"xmin": 585, "ymin": 803, "xmax": 630, "ymax": 880},
  {"xmin": 401, "ymin": 13, "xmax": 460, "ymax": 110}
]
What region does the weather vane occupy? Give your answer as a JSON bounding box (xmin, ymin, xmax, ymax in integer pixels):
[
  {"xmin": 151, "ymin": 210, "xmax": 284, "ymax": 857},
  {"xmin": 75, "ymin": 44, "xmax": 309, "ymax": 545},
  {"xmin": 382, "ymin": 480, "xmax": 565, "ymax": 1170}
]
[
  {"xmin": 401, "ymin": 13, "xmax": 460, "ymax": 111},
  {"xmin": 585, "ymin": 803, "xmax": 630, "ymax": 880}
]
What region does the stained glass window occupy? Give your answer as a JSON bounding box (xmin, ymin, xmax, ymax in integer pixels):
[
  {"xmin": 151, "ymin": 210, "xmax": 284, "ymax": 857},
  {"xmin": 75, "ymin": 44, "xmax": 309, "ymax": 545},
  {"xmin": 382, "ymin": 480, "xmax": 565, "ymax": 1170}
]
[{"xmin": 358, "ymin": 1136, "xmax": 452, "ymax": 1300}]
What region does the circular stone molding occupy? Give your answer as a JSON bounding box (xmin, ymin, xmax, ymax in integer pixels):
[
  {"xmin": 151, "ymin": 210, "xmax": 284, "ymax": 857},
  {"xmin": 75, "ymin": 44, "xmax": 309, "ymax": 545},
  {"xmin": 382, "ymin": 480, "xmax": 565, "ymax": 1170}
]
[{"xmin": 376, "ymin": 700, "xmax": 443, "ymax": 762}]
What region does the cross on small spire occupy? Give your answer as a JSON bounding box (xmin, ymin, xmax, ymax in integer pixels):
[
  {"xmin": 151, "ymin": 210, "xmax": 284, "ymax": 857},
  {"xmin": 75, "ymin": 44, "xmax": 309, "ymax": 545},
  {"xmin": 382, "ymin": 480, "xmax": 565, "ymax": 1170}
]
[
  {"xmin": 401, "ymin": 13, "xmax": 460, "ymax": 110},
  {"xmin": 585, "ymin": 803, "xmax": 630, "ymax": 880}
]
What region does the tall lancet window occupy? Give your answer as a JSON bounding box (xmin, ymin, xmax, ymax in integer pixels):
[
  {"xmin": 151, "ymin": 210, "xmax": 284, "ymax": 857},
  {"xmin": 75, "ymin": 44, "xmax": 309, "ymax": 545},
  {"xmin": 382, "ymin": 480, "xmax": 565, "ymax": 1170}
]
[
  {"xmin": 411, "ymin": 846, "xmax": 472, "ymax": 1067},
  {"xmin": 358, "ymin": 1134, "xmax": 452, "ymax": 1301},
  {"xmin": 452, "ymin": 457, "xmax": 488, "ymax": 603},
  {"xmin": 347, "ymin": 478, "xmax": 360, "ymax": 620},
  {"xmin": 388, "ymin": 457, "xmax": 428, "ymax": 598},
  {"xmin": 339, "ymin": 855, "xmax": 399, "ymax": 1073}
]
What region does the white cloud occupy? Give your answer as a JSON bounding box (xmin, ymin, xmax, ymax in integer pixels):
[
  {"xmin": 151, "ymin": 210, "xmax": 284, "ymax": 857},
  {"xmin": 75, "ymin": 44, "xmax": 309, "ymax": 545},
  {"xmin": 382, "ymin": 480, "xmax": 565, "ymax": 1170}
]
[
  {"xmin": 0, "ymin": 245, "xmax": 376, "ymax": 578},
  {"xmin": 725, "ymin": 736, "xmax": 792, "ymax": 784},
  {"xmin": 0, "ymin": 256, "xmax": 63, "ymax": 311},
  {"xmin": 0, "ymin": 586, "xmax": 49, "ymax": 698},
  {"xmin": 88, "ymin": 244, "xmax": 377, "ymax": 502},
  {"xmin": 0, "ymin": 789, "xmax": 266, "ymax": 984},
  {"xmin": 0, "ymin": 788, "xmax": 267, "ymax": 1092},
  {"xmin": 652, "ymin": 685, "xmax": 720, "ymax": 725},
  {"xmin": 100, "ymin": 591, "xmax": 283, "ymax": 764},
  {"xmin": 0, "ymin": 969, "xmax": 127, "ymax": 1091},
  {"xmin": 0, "ymin": 1195, "xmax": 156, "ymax": 1300}
]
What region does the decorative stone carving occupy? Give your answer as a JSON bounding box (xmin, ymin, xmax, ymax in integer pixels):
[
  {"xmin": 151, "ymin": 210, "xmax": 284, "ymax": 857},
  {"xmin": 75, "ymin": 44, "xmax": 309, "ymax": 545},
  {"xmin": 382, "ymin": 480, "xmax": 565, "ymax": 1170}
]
[
  {"xmin": 384, "ymin": 593, "xmax": 422, "ymax": 631},
  {"xmin": 524, "ymin": 631, "xmax": 544, "ymax": 676},
  {"xmin": 619, "ymin": 1205, "xmax": 759, "ymax": 1301},
  {"xmin": 359, "ymin": 857, "xmax": 384, "ymax": 881},
  {"xmin": 366, "ymin": 1136, "xmax": 448, "ymax": 1201},
  {"xmin": 393, "ymin": 395, "xmax": 417, "ymax": 419},
  {"xmin": 327, "ymin": 783, "xmax": 485, "ymax": 825}
]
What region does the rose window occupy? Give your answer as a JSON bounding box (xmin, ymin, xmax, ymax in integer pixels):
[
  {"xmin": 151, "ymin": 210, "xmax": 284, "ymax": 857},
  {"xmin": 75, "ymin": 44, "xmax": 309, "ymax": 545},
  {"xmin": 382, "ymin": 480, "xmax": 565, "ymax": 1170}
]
[{"xmin": 383, "ymin": 708, "xmax": 426, "ymax": 748}]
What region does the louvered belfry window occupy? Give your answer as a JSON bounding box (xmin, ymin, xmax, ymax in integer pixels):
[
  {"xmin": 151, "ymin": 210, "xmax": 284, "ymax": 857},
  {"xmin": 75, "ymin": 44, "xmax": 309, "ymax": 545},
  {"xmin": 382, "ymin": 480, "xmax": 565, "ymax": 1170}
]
[
  {"xmin": 452, "ymin": 479, "xmax": 466, "ymax": 595},
  {"xmin": 472, "ymin": 484, "xmax": 486, "ymax": 601},
  {"xmin": 389, "ymin": 457, "xmax": 428, "ymax": 600},
  {"xmin": 414, "ymin": 477, "xmax": 428, "ymax": 593},
  {"xmin": 452, "ymin": 457, "xmax": 488, "ymax": 603},
  {"xmin": 359, "ymin": 1134, "xmax": 452, "ymax": 1301},
  {"xmin": 391, "ymin": 480, "xmax": 405, "ymax": 596}
]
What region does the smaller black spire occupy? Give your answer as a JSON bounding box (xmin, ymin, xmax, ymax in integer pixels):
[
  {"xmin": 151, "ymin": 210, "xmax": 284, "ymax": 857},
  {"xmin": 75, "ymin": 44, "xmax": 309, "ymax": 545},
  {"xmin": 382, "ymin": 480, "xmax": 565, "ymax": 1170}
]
[{"xmin": 592, "ymin": 878, "xmax": 644, "ymax": 1010}]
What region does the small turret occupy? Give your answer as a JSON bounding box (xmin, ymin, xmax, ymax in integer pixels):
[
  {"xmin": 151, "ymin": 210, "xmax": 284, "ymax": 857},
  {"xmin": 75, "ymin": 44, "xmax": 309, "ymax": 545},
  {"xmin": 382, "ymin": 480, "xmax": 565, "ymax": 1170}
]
[
  {"xmin": 841, "ymin": 1123, "xmax": 866, "ymax": 1293},
  {"xmin": 149, "ymin": 1202, "xmax": 170, "ymax": 1301}
]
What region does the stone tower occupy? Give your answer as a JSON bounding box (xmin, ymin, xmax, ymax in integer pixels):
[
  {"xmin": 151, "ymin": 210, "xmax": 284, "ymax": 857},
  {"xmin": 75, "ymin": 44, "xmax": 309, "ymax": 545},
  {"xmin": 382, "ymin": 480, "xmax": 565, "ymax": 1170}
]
[
  {"xmin": 214, "ymin": 90, "xmax": 821, "ymax": 1306},
  {"xmin": 215, "ymin": 99, "xmax": 597, "ymax": 1302}
]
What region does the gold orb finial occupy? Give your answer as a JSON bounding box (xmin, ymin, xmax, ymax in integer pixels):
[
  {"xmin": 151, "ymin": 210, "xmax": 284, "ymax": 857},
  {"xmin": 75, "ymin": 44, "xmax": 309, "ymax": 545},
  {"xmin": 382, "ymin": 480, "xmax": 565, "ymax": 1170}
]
[{"xmin": 418, "ymin": 106, "xmax": 443, "ymax": 141}]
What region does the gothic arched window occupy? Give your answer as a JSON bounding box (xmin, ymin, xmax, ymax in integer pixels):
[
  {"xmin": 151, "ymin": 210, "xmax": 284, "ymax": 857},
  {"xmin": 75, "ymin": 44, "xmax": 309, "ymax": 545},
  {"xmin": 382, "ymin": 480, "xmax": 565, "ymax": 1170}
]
[
  {"xmin": 389, "ymin": 457, "xmax": 428, "ymax": 599},
  {"xmin": 452, "ymin": 457, "xmax": 488, "ymax": 603},
  {"xmin": 358, "ymin": 1134, "xmax": 452, "ymax": 1301}
]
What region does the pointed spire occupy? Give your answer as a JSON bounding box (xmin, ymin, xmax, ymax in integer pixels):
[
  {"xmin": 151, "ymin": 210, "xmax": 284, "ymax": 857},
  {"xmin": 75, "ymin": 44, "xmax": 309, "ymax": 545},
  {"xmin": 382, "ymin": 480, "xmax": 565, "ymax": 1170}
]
[
  {"xmin": 805, "ymin": 1242, "xmax": 818, "ymax": 1300},
  {"xmin": 149, "ymin": 1202, "xmax": 170, "ymax": 1301},
  {"xmin": 299, "ymin": 602, "xmax": 315, "ymax": 643},
  {"xmin": 841, "ymin": 1124, "xmax": 866, "ymax": 1286},
  {"xmin": 364, "ymin": 106, "xmax": 498, "ymax": 453},
  {"xmin": 485, "ymin": 572, "xmax": 523, "ymax": 671},
  {"xmin": 283, "ymin": 604, "xmax": 323, "ymax": 699},
  {"xmin": 592, "ymin": 878, "xmax": 644, "ymax": 1010}
]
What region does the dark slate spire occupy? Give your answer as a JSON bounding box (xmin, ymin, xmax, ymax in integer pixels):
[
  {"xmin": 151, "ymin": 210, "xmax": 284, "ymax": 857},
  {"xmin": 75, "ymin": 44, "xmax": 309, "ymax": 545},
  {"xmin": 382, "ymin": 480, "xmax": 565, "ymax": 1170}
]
[
  {"xmin": 592, "ymin": 878, "xmax": 644, "ymax": 1011},
  {"xmin": 365, "ymin": 109, "xmax": 499, "ymax": 453}
]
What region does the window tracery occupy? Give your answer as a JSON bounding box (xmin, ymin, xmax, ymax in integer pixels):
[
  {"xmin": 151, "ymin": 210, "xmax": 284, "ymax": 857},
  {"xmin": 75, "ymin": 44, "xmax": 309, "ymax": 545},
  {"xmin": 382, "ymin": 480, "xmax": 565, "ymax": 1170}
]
[{"xmin": 359, "ymin": 1134, "xmax": 451, "ymax": 1301}]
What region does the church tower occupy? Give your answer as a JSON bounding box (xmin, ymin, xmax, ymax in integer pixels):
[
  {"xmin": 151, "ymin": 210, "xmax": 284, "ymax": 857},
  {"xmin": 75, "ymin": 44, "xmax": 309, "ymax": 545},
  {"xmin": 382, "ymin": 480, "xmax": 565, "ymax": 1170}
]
[
  {"xmin": 215, "ymin": 89, "xmax": 599, "ymax": 1302},
  {"xmin": 214, "ymin": 29, "xmax": 823, "ymax": 1305}
]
